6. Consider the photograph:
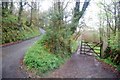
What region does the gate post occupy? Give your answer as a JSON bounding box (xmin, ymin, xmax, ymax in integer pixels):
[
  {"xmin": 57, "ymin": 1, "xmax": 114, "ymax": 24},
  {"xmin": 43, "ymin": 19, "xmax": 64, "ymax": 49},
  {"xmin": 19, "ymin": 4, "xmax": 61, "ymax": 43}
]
[
  {"xmin": 84, "ymin": 41, "xmax": 85, "ymax": 54},
  {"xmin": 80, "ymin": 41, "xmax": 82, "ymax": 54},
  {"xmin": 100, "ymin": 41, "xmax": 103, "ymax": 58}
]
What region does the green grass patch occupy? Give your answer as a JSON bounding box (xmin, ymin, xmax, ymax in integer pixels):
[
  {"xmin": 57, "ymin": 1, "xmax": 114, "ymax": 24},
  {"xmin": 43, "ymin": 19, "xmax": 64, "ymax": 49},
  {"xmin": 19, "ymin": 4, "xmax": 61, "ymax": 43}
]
[
  {"xmin": 71, "ymin": 40, "xmax": 79, "ymax": 53},
  {"xmin": 23, "ymin": 35, "xmax": 79, "ymax": 76},
  {"xmin": 23, "ymin": 37, "xmax": 68, "ymax": 76},
  {"xmin": 22, "ymin": 26, "xmax": 40, "ymax": 40},
  {"xmin": 94, "ymin": 49, "xmax": 100, "ymax": 54},
  {"xmin": 94, "ymin": 47, "xmax": 100, "ymax": 50},
  {"xmin": 87, "ymin": 43, "xmax": 93, "ymax": 46},
  {"xmin": 97, "ymin": 57, "xmax": 120, "ymax": 71},
  {"xmin": 2, "ymin": 26, "xmax": 40, "ymax": 44},
  {"xmin": 88, "ymin": 44, "xmax": 100, "ymax": 54}
]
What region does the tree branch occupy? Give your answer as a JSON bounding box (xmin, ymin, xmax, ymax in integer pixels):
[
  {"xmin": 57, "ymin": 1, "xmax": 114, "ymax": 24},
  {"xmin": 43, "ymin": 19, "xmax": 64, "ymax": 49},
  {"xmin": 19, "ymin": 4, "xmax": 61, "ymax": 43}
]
[
  {"xmin": 62, "ymin": 0, "xmax": 70, "ymax": 11},
  {"xmin": 78, "ymin": 0, "xmax": 91, "ymax": 19}
]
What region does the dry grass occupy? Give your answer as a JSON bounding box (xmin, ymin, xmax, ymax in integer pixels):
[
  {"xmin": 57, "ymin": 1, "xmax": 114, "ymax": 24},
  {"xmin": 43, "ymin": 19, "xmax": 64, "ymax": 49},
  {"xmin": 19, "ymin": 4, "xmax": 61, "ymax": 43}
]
[{"xmin": 81, "ymin": 30, "xmax": 100, "ymax": 43}]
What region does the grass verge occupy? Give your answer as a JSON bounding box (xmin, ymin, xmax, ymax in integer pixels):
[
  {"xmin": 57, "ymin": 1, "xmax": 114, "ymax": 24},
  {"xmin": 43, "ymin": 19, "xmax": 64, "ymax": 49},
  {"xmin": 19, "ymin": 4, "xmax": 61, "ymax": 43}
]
[
  {"xmin": 23, "ymin": 35, "xmax": 79, "ymax": 77},
  {"xmin": 71, "ymin": 40, "xmax": 79, "ymax": 53},
  {"xmin": 97, "ymin": 57, "xmax": 120, "ymax": 72},
  {"xmin": 23, "ymin": 36, "xmax": 79, "ymax": 77}
]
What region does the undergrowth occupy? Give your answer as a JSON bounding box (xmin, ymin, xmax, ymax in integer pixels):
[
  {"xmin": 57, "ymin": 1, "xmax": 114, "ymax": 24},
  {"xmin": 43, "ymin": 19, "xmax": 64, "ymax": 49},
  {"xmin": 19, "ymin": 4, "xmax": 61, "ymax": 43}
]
[
  {"xmin": 97, "ymin": 57, "xmax": 120, "ymax": 72},
  {"xmin": 23, "ymin": 35, "xmax": 78, "ymax": 76}
]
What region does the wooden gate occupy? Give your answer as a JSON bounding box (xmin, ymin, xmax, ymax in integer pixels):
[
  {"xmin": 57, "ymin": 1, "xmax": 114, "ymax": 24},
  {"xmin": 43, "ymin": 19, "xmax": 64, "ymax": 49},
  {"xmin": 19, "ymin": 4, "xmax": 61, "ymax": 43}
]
[{"xmin": 80, "ymin": 41, "xmax": 103, "ymax": 57}]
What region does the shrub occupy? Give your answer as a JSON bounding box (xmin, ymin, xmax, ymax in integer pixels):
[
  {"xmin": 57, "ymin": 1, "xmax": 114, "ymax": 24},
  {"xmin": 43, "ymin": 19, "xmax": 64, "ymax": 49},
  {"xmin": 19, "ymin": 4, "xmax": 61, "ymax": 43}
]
[
  {"xmin": 2, "ymin": 25, "xmax": 40, "ymax": 44},
  {"xmin": 2, "ymin": 12, "xmax": 40, "ymax": 44},
  {"xmin": 23, "ymin": 38, "xmax": 65, "ymax": 73},
  {"xmin": 101, "ymin": 57, "xmax": 120, "ymax": 71}
]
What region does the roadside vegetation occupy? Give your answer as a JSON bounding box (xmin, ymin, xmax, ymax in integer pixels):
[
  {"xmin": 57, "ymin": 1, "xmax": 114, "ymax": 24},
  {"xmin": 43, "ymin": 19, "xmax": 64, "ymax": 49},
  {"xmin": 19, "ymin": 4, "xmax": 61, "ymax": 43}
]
[
  {"xmin": 1, "ymin": 1, "xmax": 41, "ymax": 44},
  {"xmin": 1, "ymin": 0, "xmax": 120, "ymax": 77},
  {"xmin": 23, "ymin": 34, "xmax": 78, "ymax": 76},
  {"xmin": 97, "ymin": 0, "xmax": 120, "ymax": 71},
  {"xmin": 23, "ymin": 0, "xmax": 85, "ymax": 75}
]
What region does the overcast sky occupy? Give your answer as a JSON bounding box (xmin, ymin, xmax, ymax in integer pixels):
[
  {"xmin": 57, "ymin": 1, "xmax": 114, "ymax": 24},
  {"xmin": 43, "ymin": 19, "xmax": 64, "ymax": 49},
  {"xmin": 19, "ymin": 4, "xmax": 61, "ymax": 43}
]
[{"xmin": 84, "ymin": 0, "xmax": 100, "ymax": 30}]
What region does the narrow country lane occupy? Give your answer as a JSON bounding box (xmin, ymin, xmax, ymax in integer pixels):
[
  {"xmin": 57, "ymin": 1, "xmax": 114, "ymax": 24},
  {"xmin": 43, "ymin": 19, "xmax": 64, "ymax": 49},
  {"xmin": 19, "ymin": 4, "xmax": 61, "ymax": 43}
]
[
  {"xmin": 1, "ymin": 29, "xmax": 119, "ymax": 78},
  {"xmin": 47, "ymin": 54, "xmax": 118, "ymax": 78},
  {"xmin": 1, "ymin": 36, "xmax": 40, "ymax": 78}
]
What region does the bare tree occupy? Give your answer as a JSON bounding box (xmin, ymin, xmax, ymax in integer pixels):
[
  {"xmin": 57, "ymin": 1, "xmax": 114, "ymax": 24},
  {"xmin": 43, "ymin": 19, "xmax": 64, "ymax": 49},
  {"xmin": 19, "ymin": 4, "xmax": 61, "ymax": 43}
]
[
  {"xmin": 18, "ymin": 0, "xmax": 23, "ymax": 28},
  {"xmin": 118, "ymin": 1, "xmax": 120, "ymax": 50},
  {"xmin": 10, "ymin": 0, "xmax": 14, "ymax": 14},
  {"xmin": 71, "ymin": 0, "xmax": 91, "ymax": 33}
]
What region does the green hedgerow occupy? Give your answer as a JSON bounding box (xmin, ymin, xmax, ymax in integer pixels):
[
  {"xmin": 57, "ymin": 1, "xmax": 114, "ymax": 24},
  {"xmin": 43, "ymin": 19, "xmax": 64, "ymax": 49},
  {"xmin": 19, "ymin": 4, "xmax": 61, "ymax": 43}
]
[{"xmin": 23, "ymin": 39, "xmax": 64, "ymax": 73}]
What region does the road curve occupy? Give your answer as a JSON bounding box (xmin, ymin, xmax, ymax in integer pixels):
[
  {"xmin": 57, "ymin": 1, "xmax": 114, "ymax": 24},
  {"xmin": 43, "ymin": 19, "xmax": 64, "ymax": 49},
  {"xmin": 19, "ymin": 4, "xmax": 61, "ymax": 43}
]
[{"xmin": 1, "ymin": 36, "xmax": 40, "ymax": 78}]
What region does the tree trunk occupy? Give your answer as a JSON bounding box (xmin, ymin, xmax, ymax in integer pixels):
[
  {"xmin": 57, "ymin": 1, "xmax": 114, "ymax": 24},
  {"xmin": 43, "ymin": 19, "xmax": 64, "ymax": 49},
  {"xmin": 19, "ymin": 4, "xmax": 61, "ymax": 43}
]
[
  {"xmin": 10, "ymin": 0, "xmax": 14, "ymax": 14},
  {"xmin": 118, "ymin": 1, "xmax": 120, "ymax": 50},
  {"xmin": 113, "ymin": 2, "xmax": 117, "ymax": 36},
  {"xmin": 71, "ymin": 1, "xmax": 80, "ymax": 33},
  {"xmin": 29, "ymin": 2, "xmax": 33, "ymax": 27},
  {"xmin": 71, "ymin": 0, "xmax": 90, "ymax": 34},
  {"xmin": 5, "ymin": 2, "xmax": 8, "ymax": 10},
  {"xmin": 18, "ymin": 1, "xmax": 23, "ymax": 28}
]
